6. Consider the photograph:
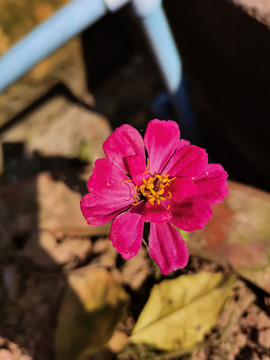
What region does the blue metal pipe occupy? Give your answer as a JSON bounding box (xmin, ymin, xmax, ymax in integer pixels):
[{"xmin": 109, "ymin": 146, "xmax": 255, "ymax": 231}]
[
  {"xmin": 0, "ymin": 0, "xmax": 198, "ymax": 141},
  {"xmin": 132, "ymin": 1, "xmax": 181, "ymax": 94},
  {"xmin": 0, "ymin": 0, "xmax": 107, "ymax": 92},
  {"xmin": 132, "ymin": 1, "xmax": 198, "ymax": 142}
]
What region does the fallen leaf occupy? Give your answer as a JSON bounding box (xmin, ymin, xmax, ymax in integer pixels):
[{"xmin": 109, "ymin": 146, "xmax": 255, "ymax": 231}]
[
  {"xmin": 55, "ymin": 267, "xmax": 129, "ymax": 360},
  {"xmin": 131, "ymin": 272, "xmax": 235, "ymax": 352}
]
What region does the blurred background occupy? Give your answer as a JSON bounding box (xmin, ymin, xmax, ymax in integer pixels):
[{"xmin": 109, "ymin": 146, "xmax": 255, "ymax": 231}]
[
  {"xmin": 1, "ymin": 1, "xmax": 270, "ymax": 360},
  {"xmin": 1, "ymin": 0, "xmax": 270, "ymax": 191}
]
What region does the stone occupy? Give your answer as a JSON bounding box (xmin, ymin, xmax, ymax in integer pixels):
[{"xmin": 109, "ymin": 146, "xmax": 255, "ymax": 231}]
[
  {"xmin": 0, "ymin": 172, "xmax": 109, "ymax": 239},
  {"xmin": 0, "ymin": 96, "xmax": 111, "ymax": 178},
  {"xmin": 232, "ymin": 0, "xmax": 270, "ymax": 28},
  {"xmin": 187, "ymin": 181, "xmax": 270, "ymax": 293},
  {"xmin": 0, "ymin": 172, "xmax": 110, "ymax": 269},
  {"xmin": 0, "ymin": 0, "xmax": 93, "ymax": 127},
  {"xmin": 0, "ymin": 337, "xmax": 33, "ymax": 360},
  {"xmin": 22, "ymin": 230, "xmax": 92, "ymax": 267},
  {"xmin": 107, "ymin": 329, "xmax": 129, "ymax": 353},
  {"xmin": 122, "ymin": 247, "xmax": 150, "ymax": 291},
  {"xmin": 0, "ymin": 349, "xmax": 14, "ymax": 360},
  {"xmin": 90, "ymin": 238, "xmax": 118, "ymax": 269},
  {"xmin": 258, "ymin": 328, "xmax": 270, "ymax": 349}
]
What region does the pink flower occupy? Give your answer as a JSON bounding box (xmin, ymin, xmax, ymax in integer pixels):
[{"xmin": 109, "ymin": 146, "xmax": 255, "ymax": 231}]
[{"xmin": 80, "ymin": 119, "xmax": 228, "ymax": 274}]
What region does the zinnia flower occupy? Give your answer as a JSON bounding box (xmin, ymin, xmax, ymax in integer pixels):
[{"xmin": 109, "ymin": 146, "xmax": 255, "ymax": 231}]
[{"xmin": 81, "ymin": 119, "xmax": 228, "ymax": 274}]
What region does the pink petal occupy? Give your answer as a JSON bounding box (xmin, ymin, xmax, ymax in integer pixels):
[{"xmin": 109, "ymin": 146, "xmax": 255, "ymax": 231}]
[
  {"xmin": 142, "ymin": 201, "xmax": 172, "ymax": 223},
  {"xmin": 144, "ymin": 119, "xmax": 180, "ymax": 174},
  {"xmin": 149, "ymin": 222, "xmax": 189, "ymax": 275},
  {"xmin": 80, "ymin": 159, "xmax": 135, "ymax": 225},
  {"xmin": 176, "ymin": 139, "xmax": 190, "ymax": 150},
  {"xmin": 169, "ymin": 177, "xmax": 197, "ymax": 199},
  {"xmin": 170, "ymin": 199, "xmax": 213, "ymax": 232},
  {"xmin": 125, "ymin": 155, "xmax": 147, "ymax": 186},
  {"xmin": 195, "ymin": 164, "xmax": 229, "ymax": 205},
  {"xmin": 103, "ymin": 124, "xmax": 145, "ymax": 173},
  {"xmin": 163, "ymin": 145, "xmax": 208, "ymax": 179},
  {"xmin": 109, "ymin": 203, "xmax": 144, "ymax": 259}
]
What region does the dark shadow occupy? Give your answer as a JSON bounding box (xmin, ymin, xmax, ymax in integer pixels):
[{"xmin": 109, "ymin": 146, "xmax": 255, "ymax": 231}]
[
  {"xmin": 80, "ymin": 4, "xmax": 165, "ymax": 130},
  {"xmin": 0, "ymin": 148, "xmax": 65, "ymax": 359},
  {"xmin": 0, "ymin": 78, "xmax": 122, "ymax": 359},
  {"xmin": 80, "ymin": 4, "xmax": 201, "ymax": 143},
  {"xmin": 164, "ymin": 0, "xmax": 270, "ymax": 191},
  {"xmin": 1, "ymin": 142, "xmax": 87, "ymax": 195},
  {"xmin": 0, "ymin": 140, "xmax": 122, "ymax": 359},
  {"xmin": 2, "ymin": 2, "xmax": 270, "ymax": 355},
  {"xmin": 81, "ymin": 5, "xmax": 135, "ymax": 90},
  {"xmin": 0, "ymin": 82, "xmax": 96, "ymax": 136}
]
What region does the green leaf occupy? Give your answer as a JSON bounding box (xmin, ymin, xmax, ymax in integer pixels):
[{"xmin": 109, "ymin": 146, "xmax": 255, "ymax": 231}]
[
  {"xmin": 131, "ymin": 272, "xmax": 235, "ymax": 352},
  {"xmin": 173, "ymin": 226, "xmax": 189, "ymax": 242}
]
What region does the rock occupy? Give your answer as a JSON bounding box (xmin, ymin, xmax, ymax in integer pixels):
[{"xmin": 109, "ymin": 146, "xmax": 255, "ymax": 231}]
[
  {"xmin": 92, "ymin": 238, "xmax": 112, "ymax": 255},
  {"xmin": 0, "ymin": 0, "xmax": 93, "ymax": 127},
  {"xmin": 2, "ymin": 97, "xmax": 110, "ymax": 162},
  {"xmin": 232, "ymin": 0, "xmax": 270, "ymax": 29},
  {"xmin": 1, "ymin": 96, "xmax": 111, "ymax": 180},
  {"xmin": 0, "ymin": 349, "xmax": 13, "ymax": 360},
  {"xmin": 107, "ymin": 328, "xmax": 129, "ymax": 353},
  {"xmin": 258, "ymin": 328, "xmax": 270, "ymax": 349},
  {"xmin": 0, "ymin": 172, "xmax": 109, "ymax": 240},
  {"xmin": 91, "ymin": 238, "xmax": 118, "ymax": 269},
  {"xmin": 188, "ymin": 181, "xmax": 270, "ymax": 293},
  {"xmin": 22, "ymin": 230, "xmax": 92, "ymax": 267},
  {"xmin": 122, "ymin": 247, "xmax": 150, "ymax": 291},
  {"xmin": 0, "ymin": 336, "xmax": 33, "ymax": 359},
  {"xmin": 0, "ymin": 172, "xmax": 110, "ymax": 267}
]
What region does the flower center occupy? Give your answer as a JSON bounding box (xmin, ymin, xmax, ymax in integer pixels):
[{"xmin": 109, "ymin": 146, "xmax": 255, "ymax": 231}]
[{"xmin": 136, "ymin": 173, "xmax": 175, "ymax": 205}]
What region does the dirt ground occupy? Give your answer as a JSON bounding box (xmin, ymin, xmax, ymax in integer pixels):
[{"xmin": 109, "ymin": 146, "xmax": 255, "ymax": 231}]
[{"xmin": 1, "ymin": 1, "xmax": 270, "ymax": 358}]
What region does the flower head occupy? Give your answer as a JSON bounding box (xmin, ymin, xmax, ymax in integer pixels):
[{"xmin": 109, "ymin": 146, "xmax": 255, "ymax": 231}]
[{"xmin": 81, "ymin": 119, "xmax": 228, "ymax": 274}]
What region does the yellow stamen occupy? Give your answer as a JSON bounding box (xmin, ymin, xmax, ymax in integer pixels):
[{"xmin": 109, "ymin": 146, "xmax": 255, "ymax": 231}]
[
  {"xmin": 135, "ymin": 173, "xmax": 176, "ymax": 206},
  {"xmin": 121, "ymin": 179, "xmax": 133, "ymax": 187},
  {"xmin": 142, "ymin": 170, "xmax": 152, "ymax": 176}
]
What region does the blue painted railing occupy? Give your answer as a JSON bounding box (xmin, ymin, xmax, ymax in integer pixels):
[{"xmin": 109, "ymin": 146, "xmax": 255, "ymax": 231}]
[{"xmin": 0, "ymin": 0, "xmax": 197, "ymax": 141}]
